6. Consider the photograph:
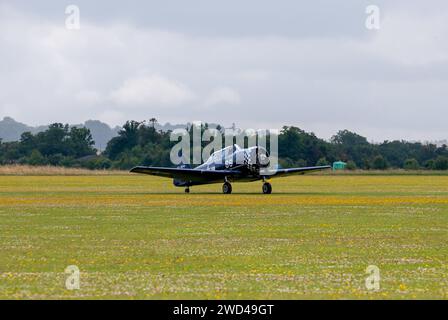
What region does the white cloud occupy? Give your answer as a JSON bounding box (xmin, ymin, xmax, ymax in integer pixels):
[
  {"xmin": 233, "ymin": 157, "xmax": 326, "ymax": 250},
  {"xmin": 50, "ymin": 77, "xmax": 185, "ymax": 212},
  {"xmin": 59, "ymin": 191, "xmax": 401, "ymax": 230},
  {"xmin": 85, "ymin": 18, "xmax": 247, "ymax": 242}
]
[
  {"xmin": 205, "ymin": 87, "xmax": 241, "ymax": 107},
  {"xmin": 97, "ymin": 110, "xmax": 125, "ymax": 126},
  {"xmin": 237, "ymin": 70, "xmax": 270, "ymax": 82},
  {"xmin": 364, "ymin": 11, "xmax": 448, "ymax": 66},
  {"xmin": 75, "ymin": 90, "xmax": 103, "ymax": 105},
  {"xmin": 110, "ymin": 75, "xmax": 195, "ymax": 107}
]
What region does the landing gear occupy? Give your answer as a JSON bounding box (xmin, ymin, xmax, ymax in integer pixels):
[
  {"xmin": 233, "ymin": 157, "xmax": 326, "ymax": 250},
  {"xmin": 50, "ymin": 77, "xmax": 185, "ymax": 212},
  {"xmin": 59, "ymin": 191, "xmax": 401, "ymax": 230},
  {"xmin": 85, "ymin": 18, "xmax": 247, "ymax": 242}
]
[
  {"xmin": 222, "ymin": 182, "xmax": 232, "ymax": 194},
  {"xmin": 185, "ymin": 187, "xmax": 190, "ymax": 193},
  {"xmin": 262, "ymin": 182, "xmax": 272, "ymax": 194}
]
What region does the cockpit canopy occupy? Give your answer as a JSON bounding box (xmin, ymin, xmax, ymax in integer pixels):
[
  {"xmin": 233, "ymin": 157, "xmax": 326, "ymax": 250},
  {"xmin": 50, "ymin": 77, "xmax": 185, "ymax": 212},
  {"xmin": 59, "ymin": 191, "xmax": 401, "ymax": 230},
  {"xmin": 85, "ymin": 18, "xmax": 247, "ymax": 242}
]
[
  {"xmin": 203, "ymin": 144, "xmax": 270, "ymax": 168},
  {"xmin": 204, "ymin": 144, "xmax": 241, "ymax": 165}
]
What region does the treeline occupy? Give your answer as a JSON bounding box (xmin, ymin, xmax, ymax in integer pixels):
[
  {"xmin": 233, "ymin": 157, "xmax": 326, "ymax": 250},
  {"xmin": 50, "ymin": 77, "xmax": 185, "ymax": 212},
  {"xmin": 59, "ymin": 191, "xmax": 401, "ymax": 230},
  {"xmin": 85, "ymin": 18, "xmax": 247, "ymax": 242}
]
[
  {"xmin": 279, "ymin": 128, "xmax": 448, "ymax": 170},
  {"xmin": 0, "ymin": 123, "xmax": 106, "ymax": 169},
  {"xmin": 1, "ymin": 120, "xmax": 448, "ymax": 170}
]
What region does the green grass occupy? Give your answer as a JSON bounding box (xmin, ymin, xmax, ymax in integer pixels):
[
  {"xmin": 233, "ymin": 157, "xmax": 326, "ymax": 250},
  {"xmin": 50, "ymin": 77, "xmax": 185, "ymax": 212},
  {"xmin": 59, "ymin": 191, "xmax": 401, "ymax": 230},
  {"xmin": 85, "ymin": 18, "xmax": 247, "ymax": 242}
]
[{"xmin": 0, "ymin": 175, "xmax": 447, "ymax": 299}]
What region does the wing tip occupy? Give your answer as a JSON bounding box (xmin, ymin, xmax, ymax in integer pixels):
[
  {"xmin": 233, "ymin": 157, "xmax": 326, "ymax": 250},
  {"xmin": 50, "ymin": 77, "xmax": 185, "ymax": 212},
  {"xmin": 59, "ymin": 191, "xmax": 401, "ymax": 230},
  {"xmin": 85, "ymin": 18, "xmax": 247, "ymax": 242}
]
[{"xmin": 129, "ymin": 166, "xmax": 143, "ymax": 173}]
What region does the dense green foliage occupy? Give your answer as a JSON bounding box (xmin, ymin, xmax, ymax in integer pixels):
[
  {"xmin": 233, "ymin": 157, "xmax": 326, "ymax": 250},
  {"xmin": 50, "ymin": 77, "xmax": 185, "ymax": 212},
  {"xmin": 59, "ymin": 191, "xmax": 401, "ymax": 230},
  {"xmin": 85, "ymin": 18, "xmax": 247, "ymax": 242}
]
[
  {"xmin": 1, "ymin": 120, "xmax": 447, "ymax": 170},
  {"xmin": 104, "ymin": 120, "xmax": 173, "ymax": 169},
  {"xmin": 0, "ymin": 123, "xmax": 99, "ymax": 168}
]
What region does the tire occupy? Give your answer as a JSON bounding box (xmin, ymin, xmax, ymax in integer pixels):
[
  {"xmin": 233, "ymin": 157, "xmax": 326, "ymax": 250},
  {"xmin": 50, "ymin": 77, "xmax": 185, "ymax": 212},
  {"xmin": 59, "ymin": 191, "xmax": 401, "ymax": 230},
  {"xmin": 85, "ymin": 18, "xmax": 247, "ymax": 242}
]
[
  {"xmin": 262, "ymin": 182, "xmax": 272, "ymax": 194},
  {"xmin": 222, "ymin": 182, "xmax": 232, "ymax": 194}
]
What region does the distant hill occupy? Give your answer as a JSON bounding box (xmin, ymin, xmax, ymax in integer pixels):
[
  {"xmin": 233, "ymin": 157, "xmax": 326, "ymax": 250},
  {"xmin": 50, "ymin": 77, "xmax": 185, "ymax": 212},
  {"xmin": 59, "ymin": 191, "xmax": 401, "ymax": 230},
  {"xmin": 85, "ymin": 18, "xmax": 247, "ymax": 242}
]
[
  {"xmin": 81, "ymin": 120, "xmax": 120, "ymax": 151},
  {"xmin": 0, "ymin": 117, "xmax": 47, "ymax": 142},
  {"xmin": 0, "ymin": 117, "xmax": 120, "ymax": 150},
  {"xmin": 0, "ymin": 117, "xmax": 31, "ymax": 141}
]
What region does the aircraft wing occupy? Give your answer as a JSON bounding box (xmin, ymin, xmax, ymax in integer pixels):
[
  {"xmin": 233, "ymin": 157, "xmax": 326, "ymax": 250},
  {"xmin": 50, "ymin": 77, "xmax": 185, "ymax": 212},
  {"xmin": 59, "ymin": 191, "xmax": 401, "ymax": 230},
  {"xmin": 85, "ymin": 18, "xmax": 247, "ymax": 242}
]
[
  {"xmin": 263, "ymin": 165, "xmax": 331, "ymax": 178},
  {"xmin": 130, "ymin": 166, "xmax": 241, "ymax": 180}
]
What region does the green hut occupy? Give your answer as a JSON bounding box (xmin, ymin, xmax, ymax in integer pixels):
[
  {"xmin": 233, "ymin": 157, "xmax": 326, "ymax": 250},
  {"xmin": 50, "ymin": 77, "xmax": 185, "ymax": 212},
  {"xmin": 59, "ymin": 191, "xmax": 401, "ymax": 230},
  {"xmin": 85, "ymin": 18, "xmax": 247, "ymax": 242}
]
[{"xmin": 332, "ymin": 161, "xmax": 347, "ymax": 171}]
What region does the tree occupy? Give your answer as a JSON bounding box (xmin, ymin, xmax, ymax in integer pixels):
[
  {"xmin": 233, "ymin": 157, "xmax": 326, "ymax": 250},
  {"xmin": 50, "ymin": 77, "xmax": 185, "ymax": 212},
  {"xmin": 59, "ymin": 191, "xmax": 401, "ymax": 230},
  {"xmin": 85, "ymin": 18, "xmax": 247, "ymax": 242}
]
[
  {"xmin": 279, "ymin": 126, "xmax": 328, "ymax": 166},
  {"xmin": 85, "ymin": 156, "xmax": 112, "ymax": 170},
  {"xmin": 67, "ymin": 127, "xmax": 96, "ymax": 157},
  {"xmin": 331, "ymin": 130, "xmax": 369, "ymax": 146},
  {"xmin": 425, "ymin": 159, "xmax": 435, "ymax": 170},
  {"xmin": 331, "ymin": 130, "xmax": 372, "ymax": 168},
  {"xmin": 316, "ymin": 157, "xmax": 329, "ymax": 166},
  {"xmin": 0, "ymin": 123, "xmax": 96, "ymax": 167},
  {"xmin": 35, "ymin": 123, "xmax": 68, "ymax": 156},
  {"xmin": 149, "ymin": 118, "xmax": 158, "ymax": 128},
  {"xmin": 346, "ymin": 161, "xmax": 357, "ymax": 170},
  {"xmin": 104, "ymin": 120, "xmax": 141, "ymax": 160},
  {"xmin": 372, "ymin": 155, "xmax": 388, "ymax": 170},
  {"xmin": 404, "ymin": 158, "xmax": 420, "ymax": 170},
  {"xmin": 27, "ymin": 149, "xmax": 46, "ymax": 166},
  {"xmin": 434, "ymin": 156, "xmax": 448, "ymax": 170}
]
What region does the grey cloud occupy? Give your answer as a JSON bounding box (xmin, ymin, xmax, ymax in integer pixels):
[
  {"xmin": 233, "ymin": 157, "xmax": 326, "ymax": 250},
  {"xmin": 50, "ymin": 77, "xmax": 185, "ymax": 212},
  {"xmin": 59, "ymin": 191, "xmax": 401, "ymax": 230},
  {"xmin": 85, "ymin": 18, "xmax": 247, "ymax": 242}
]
[{"xmin": 0, "ymin": 1, "xmax": 448, "ymax": 142}]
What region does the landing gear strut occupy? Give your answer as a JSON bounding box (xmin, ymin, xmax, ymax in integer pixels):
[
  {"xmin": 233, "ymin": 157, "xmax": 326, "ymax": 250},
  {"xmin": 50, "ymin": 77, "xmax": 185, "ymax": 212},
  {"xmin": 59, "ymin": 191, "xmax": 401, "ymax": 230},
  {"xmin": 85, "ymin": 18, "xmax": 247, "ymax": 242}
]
[
  {"xmin": 222, "ymin": 182, "xmax": 232, "ymax": 194},
  {"xmin": 185, "ymin": 187, "xmax": 190, "ymax": 193},
  {"xmin": 262, "ymin": 182, "xmax": 272, "ymax": 194}
]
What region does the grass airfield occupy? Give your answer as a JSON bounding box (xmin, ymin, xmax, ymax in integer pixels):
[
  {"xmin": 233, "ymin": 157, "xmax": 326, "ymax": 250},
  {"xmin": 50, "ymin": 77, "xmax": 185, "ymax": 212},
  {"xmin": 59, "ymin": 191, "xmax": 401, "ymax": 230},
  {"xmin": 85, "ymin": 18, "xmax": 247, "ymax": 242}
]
[{"xmin": 0, "ymin": 174, "xmax": 447, "ymax": 299}]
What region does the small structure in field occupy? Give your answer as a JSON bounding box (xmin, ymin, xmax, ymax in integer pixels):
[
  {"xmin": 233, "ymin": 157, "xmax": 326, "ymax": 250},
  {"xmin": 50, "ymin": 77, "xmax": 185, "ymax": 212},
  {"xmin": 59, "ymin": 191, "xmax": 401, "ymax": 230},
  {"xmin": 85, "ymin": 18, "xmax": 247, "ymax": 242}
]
[{"xmin": 332, "ymin": 161, "xmax": 347, "ymax": 171}]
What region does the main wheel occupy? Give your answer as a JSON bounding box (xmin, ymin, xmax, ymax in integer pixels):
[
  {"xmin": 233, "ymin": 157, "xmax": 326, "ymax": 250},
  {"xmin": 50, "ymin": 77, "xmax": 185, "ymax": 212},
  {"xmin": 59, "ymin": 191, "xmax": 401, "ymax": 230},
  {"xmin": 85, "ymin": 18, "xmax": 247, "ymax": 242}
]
[
  {"xmin": 185, "ymin": 187, "xmax": 190, "ymax": 193},
  {"xmin": 262, "ymin": 182, "xmax": 272, "ymax": 194},
  {"xmin": 222, "ymin": 182, "xmax": 232, "ymax": 194}
]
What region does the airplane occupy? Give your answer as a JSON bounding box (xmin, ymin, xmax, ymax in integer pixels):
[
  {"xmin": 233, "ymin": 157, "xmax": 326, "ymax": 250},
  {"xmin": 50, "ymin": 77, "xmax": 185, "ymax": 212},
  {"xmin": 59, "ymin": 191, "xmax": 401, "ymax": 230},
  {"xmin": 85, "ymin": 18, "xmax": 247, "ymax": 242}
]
[{"xmin": 130, "ymin": 144, "xmax": 331, "ymax": 194}]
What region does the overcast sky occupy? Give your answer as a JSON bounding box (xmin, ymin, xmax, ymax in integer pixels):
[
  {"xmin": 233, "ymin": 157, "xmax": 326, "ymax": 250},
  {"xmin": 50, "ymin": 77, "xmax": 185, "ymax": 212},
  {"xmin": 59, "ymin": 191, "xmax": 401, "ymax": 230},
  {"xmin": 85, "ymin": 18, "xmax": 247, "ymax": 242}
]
[{"xmin": 1, "ymin": 1, "xmax": 447, "ymax": 141}]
